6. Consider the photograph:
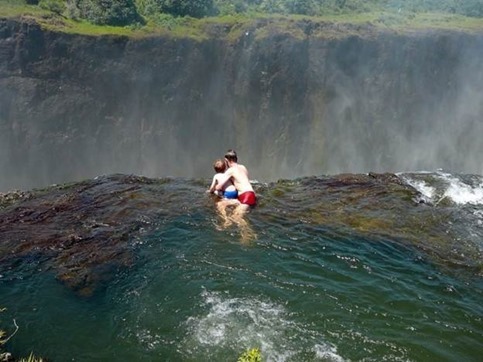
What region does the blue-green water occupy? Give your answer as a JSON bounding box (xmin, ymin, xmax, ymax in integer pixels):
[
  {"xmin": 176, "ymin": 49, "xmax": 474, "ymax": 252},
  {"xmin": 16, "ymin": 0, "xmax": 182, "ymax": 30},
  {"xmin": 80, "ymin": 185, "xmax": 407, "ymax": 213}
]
[{"xmin": 1, "ymin": 173, "xmax": 483, "ymax": 361}]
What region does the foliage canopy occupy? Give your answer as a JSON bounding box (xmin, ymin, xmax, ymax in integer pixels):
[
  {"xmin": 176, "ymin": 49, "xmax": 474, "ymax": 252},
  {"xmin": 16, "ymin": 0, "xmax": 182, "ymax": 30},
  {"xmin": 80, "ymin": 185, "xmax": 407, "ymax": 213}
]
[
  {"xmin": 68, "ymin": 0, "xmax": 143, "ymax": 25},
  {"xmin": 7, "ymin": 0, "xmax": 483, "ymax": 27}
]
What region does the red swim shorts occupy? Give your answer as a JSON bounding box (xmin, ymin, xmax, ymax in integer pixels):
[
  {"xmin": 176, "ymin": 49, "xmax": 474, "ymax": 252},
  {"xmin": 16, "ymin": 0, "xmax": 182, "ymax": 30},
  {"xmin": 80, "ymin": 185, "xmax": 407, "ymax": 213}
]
[{"xmin": 238, "ymin": 191, "xmax": 257, "ymax": 206}]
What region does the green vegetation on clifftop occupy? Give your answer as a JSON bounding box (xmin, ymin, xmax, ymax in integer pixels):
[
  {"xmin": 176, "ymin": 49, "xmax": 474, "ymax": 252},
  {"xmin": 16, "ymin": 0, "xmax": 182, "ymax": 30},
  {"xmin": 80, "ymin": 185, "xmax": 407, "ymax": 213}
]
[{"xmin": 0, "ymin": 0, "xmax": 482, "ymax": 38}]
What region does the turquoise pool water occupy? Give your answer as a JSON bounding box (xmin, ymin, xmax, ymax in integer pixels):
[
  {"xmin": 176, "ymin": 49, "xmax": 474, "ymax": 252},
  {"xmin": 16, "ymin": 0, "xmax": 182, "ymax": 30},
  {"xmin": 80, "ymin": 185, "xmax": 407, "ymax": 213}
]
[{"xmin": 1, "ymin": 173, "xmax": 482, "ymax": 361}]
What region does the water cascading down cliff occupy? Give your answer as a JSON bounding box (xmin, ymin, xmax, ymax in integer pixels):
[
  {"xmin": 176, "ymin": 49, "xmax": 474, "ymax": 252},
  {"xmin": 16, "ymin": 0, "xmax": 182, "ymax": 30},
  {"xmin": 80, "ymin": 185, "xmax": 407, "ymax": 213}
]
[{"xmin": 0, "ymin": 19, "xmax": 482, "ymax": 191}]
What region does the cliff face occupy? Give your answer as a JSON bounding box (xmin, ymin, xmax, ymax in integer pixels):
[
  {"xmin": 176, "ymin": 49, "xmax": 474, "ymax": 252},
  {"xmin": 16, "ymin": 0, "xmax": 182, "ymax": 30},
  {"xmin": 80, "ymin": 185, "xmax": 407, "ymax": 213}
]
[{"xmin": 1, "ymin": 19, "xmax": 482, "ymax": 191}]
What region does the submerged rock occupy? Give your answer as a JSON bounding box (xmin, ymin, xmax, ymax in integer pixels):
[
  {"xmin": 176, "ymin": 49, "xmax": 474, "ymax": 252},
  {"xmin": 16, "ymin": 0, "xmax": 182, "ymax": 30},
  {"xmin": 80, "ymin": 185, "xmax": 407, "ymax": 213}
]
[
  {"xmin": 0, "ymin": 173, "xmax": 481, "ymax": 296},
  {"xmin": 0, "ymin": 174, "xmax": 179, "ymax": 296}
]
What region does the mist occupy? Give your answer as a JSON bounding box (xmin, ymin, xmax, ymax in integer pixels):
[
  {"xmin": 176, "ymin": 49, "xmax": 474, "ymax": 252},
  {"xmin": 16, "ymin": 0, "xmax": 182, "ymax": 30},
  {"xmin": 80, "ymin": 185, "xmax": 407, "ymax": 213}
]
[
  {"xmin": 308, "ymin": 34, "xmax": 483, "ymax": 176},
  {"xmin": 0, "ymin": 21, "xmax": 482, "ymax": 192}
]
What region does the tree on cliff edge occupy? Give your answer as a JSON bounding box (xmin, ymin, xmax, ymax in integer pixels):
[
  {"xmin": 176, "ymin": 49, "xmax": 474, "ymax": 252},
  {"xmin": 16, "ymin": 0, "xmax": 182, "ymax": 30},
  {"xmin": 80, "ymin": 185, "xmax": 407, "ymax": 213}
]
[
  {"xmin": 139, "ymin": 0, "xmax": 215, "ymax": 18},
  {"xmin": 70, "ymin": 0, "xmax": 142, "ymax": 26}
]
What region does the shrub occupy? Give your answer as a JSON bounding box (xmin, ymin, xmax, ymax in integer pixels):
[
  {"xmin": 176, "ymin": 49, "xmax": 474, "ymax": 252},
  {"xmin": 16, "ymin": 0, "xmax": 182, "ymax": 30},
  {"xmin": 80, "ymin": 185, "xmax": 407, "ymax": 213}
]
[
  {"xmin": 459, "ymin": 0, "xmax": 483, "ymax": 17},
  {"xmin": 157, "ymin": 0, "xmax": 216, "ymax": 18},
  {"xmin": 135, "ymin": 0, "xmax": 161, "ymax": 16},
  {"xmin": 39, "ymin": 0, "xmax": 66, "ymax": 15},
  {"xmin": 286, "ymin": 0, "xmax": 317, "ymax": 15},
  {"xmin": 73, "ymin": 0, "xmax": 143, "ymax": 26},
  {"xmin": 260, "ymin": 0, "xmax": 287, "ymax": 14},
  {"xmin": 66, "ymin": 0, "xmax": 81, "ymax": 19}
]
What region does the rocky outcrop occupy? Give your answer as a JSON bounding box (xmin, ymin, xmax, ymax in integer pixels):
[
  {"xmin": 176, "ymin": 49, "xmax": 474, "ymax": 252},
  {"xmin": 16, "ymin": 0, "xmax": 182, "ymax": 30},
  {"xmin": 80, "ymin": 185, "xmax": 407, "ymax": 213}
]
[{"xmin": 0, "ymin": 18, "xmax": 482, "ymax": 191}]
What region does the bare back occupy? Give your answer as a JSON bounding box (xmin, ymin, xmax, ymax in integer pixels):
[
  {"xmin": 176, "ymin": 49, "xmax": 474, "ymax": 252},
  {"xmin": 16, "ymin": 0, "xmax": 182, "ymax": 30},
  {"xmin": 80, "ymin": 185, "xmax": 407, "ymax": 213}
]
[{"xmin": 226, "ymin": 164, "xmax": 253, "ymax": 194}]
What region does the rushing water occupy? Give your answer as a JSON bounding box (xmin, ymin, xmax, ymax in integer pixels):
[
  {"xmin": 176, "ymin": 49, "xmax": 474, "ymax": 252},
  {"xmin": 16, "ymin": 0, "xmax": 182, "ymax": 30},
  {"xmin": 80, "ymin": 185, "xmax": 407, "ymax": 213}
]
[{"xmin": 0, "ymin": 172, "xmax": 482, "ymax": 361}]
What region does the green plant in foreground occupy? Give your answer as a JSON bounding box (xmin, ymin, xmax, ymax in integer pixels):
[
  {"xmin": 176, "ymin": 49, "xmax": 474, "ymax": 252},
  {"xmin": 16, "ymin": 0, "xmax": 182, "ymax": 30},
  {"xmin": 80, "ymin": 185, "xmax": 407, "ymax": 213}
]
[
  {"xmin": 1, "ymin": 307, "xmax": 8, "ymax": 347},
  {"xmin": 1, "ymin": 308, "xmax": 44, "ymax": 361},
  {"xmin": 19, "ymin": 352, "xmax": 44, "ymax": 362},
  {"xmin": 1, "ymin": 307, "xmax": 11, "ymax": 362},
  {"xmin": 238, "ymin": 347, "xmax": 262, "ymax": 362},
  {"xmin": 0, "ymin": 329, "xmax": 6, "ymax": 346}
]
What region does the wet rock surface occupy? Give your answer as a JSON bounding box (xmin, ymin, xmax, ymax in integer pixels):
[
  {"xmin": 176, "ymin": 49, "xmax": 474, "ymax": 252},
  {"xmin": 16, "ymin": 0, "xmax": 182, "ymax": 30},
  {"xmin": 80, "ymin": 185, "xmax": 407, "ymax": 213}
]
[
  {"xmin": 0, "ymin": 173, "xmax": 481, "ymax": 296},
  {"xmin": 0, "ymin": 174, "xmax": 179, "ymax": 296}
]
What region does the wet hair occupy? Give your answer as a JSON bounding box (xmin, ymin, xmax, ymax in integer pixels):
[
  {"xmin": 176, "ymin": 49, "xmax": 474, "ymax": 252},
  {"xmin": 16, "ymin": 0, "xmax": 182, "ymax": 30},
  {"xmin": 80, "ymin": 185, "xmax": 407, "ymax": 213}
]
[
  {"xmin": 213, "ymin": 159, "xmax": 226, "ymax": 173},
  {"xmin": 224, "ymin": 149, "xmax": 238, "ymax": 162}
]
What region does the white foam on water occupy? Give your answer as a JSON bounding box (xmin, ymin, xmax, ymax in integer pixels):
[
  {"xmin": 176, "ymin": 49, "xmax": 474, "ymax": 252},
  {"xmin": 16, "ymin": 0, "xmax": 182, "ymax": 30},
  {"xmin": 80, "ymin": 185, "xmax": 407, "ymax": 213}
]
[
  {"xmin": 403, "ymin": 172, "xmax": 483, "ymax": 205},
  {"xmin": 438, "ymin": 173, "xmax": 483, "ymax": 205},
  {"xmin": 314, "ymin": 343, "xmax": 345, "ymax": 362},
  {"xmin": 183, "ymin": 290, "xmax": 345, "ymax": 361},
  {"xmin": 444, "ymin": 182, "xmax": 483, "ymax": 205},
  {"xmin": 408, "ymin": 180, "xmax": 435, "ymax": 200},
  {"xmin": 398, "ymin": 174, "xmax": 436, "ymax": 202}
]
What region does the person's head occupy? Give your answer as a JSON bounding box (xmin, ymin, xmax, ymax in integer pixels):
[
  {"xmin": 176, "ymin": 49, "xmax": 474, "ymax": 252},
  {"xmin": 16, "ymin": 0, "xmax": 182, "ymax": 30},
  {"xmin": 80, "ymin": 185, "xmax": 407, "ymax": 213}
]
[
  {"xmin": 224, "ymin": 149, "xmax": 238, "ymax": 163},
  {"xmin": 213, "ymin": 159, "xmax": 226, "ymax": 173}
]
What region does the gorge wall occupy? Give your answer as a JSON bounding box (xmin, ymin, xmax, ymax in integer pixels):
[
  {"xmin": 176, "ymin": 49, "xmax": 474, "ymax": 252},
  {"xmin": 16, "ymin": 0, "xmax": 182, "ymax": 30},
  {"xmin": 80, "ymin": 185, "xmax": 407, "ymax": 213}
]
[{"xmin": 0, "ymin": 19, "xmax": 482, "ymax": 191}]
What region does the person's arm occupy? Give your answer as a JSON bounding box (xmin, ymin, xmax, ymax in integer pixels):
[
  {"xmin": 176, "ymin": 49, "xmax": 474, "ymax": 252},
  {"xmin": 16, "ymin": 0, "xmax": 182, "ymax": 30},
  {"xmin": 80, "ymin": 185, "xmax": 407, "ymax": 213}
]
[
  {"xmin": 207, "ymin": 175, "xmax": 217, "ymax": 193},
  {"xmin": 215, "ymin": 169, "xmax": 233, "ymax": 191}
]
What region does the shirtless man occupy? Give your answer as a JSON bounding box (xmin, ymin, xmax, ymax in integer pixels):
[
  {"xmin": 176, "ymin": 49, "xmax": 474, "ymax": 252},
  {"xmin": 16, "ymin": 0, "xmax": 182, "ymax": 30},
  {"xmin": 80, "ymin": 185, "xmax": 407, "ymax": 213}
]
[{"xmin": 215, "ymin": 149, "xmax": 257, "ymax": 217}]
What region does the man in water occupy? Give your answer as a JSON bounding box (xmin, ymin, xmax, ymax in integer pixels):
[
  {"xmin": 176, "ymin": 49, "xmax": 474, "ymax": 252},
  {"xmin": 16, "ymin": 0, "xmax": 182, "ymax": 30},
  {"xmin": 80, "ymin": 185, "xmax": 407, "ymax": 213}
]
[{"xmin": 215, "ymin": 149, "xmax": 257, "ymax": 214}]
